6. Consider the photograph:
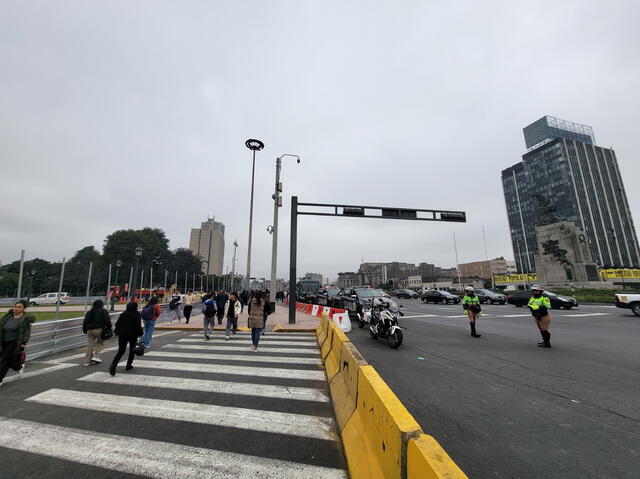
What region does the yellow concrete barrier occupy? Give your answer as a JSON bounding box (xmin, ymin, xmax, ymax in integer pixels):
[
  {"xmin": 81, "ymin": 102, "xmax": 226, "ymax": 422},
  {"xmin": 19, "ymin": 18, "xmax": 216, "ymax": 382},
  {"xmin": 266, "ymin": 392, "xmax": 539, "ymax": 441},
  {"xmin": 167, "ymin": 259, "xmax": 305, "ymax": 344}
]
[
  {"xmin": 324, "ymin": 325, "xmax": 349, "ymax": 382},
  {"xmin": 342, "ymin": 365, "xmax": 423, "ymax": 479},
  {"xmin": 329, "ymin": 341, "xmax": 367, "ymax": 431},
  {"xmin": 407, "ymin": 435, "xmax": 468, "ymax": 479},
  {"xmin": 320, "ymin": 321, "xmax": 336, "ymax": 363},
  {"xmin": 317, "ymin": 313, "xmax": 330, "ymax": 347}
]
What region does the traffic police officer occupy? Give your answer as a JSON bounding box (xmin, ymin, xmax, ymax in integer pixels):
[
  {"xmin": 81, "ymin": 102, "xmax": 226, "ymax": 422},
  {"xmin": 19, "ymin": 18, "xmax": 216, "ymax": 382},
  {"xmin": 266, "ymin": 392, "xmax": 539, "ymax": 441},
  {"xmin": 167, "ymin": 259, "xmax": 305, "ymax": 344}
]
[
  {"xmin": 462, "ymin": 286, "xmax": 481, "ymax": 337},
  {"xmin": 528, "ymin": 285, "xmax": 552, "ymax": 348}
]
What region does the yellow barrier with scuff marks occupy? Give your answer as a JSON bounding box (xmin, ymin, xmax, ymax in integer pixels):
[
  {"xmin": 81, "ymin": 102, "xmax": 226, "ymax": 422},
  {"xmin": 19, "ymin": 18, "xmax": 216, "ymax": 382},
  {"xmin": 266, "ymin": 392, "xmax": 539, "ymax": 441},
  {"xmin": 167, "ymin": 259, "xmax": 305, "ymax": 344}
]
[
  {"xmin": 407, "ymin": 435, "xmax": 468, "ymax": 479},
  {"xmin": 325, "ymin": 324, "xmax": 349, "ymax": 382},
  {"xmin": 321, "ymin": 321, "xmax": 335, "ymax": 362},
  {"xmin": 329, "ymin": 341, "xmax": 367, "ymax": 431}
]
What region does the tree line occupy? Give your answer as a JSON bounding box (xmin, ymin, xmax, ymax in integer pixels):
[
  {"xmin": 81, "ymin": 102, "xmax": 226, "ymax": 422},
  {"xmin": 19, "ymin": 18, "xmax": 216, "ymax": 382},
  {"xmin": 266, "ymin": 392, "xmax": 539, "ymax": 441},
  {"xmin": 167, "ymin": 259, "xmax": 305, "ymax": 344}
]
[{"xmin": 0, "ymin": 228, "xmax": 203, "ymax": 298}]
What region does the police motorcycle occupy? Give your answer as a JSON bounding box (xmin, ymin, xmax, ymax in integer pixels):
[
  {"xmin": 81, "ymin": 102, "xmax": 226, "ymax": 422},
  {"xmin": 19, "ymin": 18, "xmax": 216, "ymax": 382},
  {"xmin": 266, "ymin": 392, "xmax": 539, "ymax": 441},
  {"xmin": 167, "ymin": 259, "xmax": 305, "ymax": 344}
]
[{"xmin": 366, "ymin": 297, "xmax": 404, "ymax": 348}]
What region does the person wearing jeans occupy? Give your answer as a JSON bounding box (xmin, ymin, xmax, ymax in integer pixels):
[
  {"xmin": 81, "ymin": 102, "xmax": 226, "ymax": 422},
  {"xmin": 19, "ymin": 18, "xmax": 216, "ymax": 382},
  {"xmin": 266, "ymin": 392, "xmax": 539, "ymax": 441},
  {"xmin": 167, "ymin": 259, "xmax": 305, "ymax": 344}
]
[
  {"xmin": 224, "ymin": 292, "xmax": 241, "ymax": 340},
  {"xmin": 247, "ymin": 290, "xmax": 265, "ymax": 352},
  {"xmin": 142, "ymin": 296, "xmax": 161, "ymax": 349}
]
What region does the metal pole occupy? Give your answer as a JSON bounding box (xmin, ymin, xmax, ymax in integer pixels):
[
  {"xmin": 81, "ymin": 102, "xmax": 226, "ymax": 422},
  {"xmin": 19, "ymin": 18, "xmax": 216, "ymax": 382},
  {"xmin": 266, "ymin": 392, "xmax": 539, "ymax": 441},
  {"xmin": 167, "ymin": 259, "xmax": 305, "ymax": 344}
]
[
  {"xmin": 150, "ymin": 267, "xmax": 153, "ymax": 296},
  {"xmin": 106, "ymin": 263, "xmax": 112, "ymax": 302},
  {"xmin": 192, "ymin": 272, "xmax": 195, "ymax": 291},
  {"xmin": 174, "ymin": 270, "xmax": 178, "ymax": 290},
  {"xmin": 111, "ymin": 264, "xmax": 120, "ymax": 312},
  {"xmin": 83, "ymin": 261, "xmax": 93, "ymax": 314},
  {"xmin": 289, "ymin": 196, "xmax": 298, "ymax": 324},
  {"xmin": 184, "ymin": 271, "xmax": 187, "ymax": 293},
  {"xmin": 127, "ymin": 267, "xmax": 133, "ymax": 301},
  {"xmin": 200, "ymin": 274, "xmax": 203, "ymax": 291},
  {"xmin": 164, "ymin": 269, "xmax": 168, "ymax": 291},
  {"xmin": 246, "ymin": 148, "xmax": 257, "ymax": 290},
  {"xmin": 231, "ymin": 240, "xmax": 238, "ymax": 293},
  {"xmin": 453, "ymin": 232, "xmax": 462, "ymax": 290},
  {"xmin": 16, "ymin": 249, "xmax": 25, "ymax": 300},
  {"xmin": 132, "ymin": 257, "xmax": 140, "ymax": 302},
  {"xmin": 140, "ymin": 270, "xmax": 145, "ymax": 300},
  {"xmin": 55, "ymin": 257, "xmax": 66, "ymax": 320},
  {"xmin": 270, "ymin": 157, "xmax": 281, "ymax": 313}
]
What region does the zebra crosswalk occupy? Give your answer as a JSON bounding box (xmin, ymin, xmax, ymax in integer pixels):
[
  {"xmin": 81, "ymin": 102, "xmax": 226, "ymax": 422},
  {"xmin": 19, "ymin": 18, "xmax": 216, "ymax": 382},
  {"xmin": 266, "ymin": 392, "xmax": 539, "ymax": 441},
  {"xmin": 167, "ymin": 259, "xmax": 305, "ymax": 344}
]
[{"xmin": 0, "ymin": 330, "xmax": 347, "ymax": 478}]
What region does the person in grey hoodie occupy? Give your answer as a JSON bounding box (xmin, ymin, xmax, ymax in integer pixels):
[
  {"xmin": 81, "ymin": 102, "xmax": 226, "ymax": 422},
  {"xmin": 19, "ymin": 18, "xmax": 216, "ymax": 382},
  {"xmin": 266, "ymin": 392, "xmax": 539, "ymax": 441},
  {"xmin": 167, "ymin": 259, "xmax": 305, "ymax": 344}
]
[{"xmin": 82, "ymin": 299, "xmax": 112, "ymax": 366}]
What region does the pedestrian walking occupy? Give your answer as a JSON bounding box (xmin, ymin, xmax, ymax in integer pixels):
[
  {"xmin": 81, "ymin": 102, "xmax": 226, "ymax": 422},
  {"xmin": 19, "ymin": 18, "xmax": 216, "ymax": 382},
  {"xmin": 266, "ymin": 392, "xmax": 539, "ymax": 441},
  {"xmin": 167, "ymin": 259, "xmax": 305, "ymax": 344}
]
[
  {"xmin": 216, "ymin": 290, "xmax": 228, "ymax": 325},
  {"xmin": 0, "ymin": 300, "xmax": 36, "ymax": 386},
  {"xmin": 109, "ymin": 302, "xmax": 144, "ymax": 376},
  {"xmin": 82, "ymin": 299, "xmax": 112, "ymax": 366},
  {"xmin": 240, "ymin": 290, "xmax": 249, "ymax": 313},
  {"xmin": 168, "ymin": 292, "xmax": 181, "ymax": 324},
  {"xmin": 462, "ymin": 286, "xmax": 482, "ymax": 338},
  {"xmin": 247, "ymin": 290, "xmax": 265, "ymax": 352},
  {"xmin": 183, "ymin": 290, "xmax": 195, "ymax": 324},
  {"xmin": 262, "ymin": 290, "xmax": 271, "ymax": 335},
  {"xmin": 528, "ymin": 285, "xmax": 552, "ymax": 348},
  {"xmin": 224, "ymin": 291, "xmax": 241, "ymax": 340},
  {"xmin": 141, "ymin": 296, "xmax": 161, "ymax": 349},
  {"xmin": 202, "ymin": 294, "xmax": 217, "ymax": 340}
]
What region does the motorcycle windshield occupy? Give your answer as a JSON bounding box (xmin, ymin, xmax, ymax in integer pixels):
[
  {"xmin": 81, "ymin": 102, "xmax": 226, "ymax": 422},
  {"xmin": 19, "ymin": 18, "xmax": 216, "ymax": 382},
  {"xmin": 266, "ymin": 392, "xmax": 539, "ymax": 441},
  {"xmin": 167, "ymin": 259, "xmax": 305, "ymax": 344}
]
[{"xmin": 387, "ymin": 300, "xmax": 399, "ymax": 313}]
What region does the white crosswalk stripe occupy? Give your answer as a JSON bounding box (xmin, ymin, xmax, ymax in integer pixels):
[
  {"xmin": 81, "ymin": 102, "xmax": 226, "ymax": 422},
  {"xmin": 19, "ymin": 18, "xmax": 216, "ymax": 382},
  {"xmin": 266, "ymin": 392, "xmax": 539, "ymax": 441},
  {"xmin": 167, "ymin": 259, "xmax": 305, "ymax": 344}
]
[
  {"xmin": 0, "ymin": 417, "xmax": 347, "ymax": 479},
  {"xmin": 178, "ymin": 338, "xmax": 316, "ymax": 346},
  {"xmin": 132, "ymin": 359, "xmax": 325, "ymax": 380},
  {"xmin": 145, "ymin": 350, "xmax": 322, "ymax": 365},
  {"xmin": 163, "ymin": 344, "xmax": 319, "ymax": 355},
  {"xmin": 187, "ymin": 333, "xmax": 316, "ymax": 343},
  {"xmin": 187, "ymin": 333, "xmax": 315, "ymax": 339},
  {"xmin": 79, "ymin": 372, "xmax": 329, "ymax": 402},
  {"xmin": 26, "ymin": 388, "xmax": 334, "ymax": 440}
]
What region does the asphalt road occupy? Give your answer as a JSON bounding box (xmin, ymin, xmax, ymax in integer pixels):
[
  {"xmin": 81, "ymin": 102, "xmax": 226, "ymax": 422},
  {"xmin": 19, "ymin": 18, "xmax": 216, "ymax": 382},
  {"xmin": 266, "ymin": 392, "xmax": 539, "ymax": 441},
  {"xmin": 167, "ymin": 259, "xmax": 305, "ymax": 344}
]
[
  {"xmin": 348, "ymin": 299, "xmax": 640, "ymax": 479},
  {"xmin": 0, "ymin": 330, "xmax": 347, "ymax": 478}
]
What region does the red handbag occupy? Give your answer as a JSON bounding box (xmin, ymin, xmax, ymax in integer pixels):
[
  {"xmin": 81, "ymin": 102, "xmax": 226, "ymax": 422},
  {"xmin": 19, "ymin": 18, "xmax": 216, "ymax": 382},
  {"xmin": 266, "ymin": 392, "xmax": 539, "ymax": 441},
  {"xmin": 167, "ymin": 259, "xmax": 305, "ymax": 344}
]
[{"xmin": 10, "ymin": 351, "xmax": 26, "ymax": 372}]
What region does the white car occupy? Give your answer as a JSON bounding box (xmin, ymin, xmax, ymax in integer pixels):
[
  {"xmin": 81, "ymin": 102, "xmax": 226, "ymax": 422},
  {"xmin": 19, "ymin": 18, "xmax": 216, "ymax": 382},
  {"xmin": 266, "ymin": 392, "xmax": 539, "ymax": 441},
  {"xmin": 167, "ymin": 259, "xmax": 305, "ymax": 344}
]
[
  {"xmin": 30, "ymin": 292, "xmax": 71, "ymax": 305},
  {"xmin": 615, "ymin": 293, "xmax": 640, "ymax": 316}
]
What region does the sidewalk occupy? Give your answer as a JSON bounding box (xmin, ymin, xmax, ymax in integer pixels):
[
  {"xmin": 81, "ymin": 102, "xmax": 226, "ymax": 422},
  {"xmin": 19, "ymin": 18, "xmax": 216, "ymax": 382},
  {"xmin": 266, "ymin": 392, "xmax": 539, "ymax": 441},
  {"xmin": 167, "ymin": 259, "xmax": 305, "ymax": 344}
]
[{"xmin": 155, "ymin": 303, "xmax": 320, "ymax": 332}]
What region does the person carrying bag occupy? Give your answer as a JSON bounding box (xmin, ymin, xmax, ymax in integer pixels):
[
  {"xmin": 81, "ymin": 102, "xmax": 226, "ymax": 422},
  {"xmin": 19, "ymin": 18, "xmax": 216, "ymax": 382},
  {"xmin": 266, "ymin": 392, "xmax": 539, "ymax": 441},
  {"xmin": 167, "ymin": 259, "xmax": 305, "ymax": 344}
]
[{"xmin": 0, "ymin": 300, "xmax": 36, "ymax": 386}]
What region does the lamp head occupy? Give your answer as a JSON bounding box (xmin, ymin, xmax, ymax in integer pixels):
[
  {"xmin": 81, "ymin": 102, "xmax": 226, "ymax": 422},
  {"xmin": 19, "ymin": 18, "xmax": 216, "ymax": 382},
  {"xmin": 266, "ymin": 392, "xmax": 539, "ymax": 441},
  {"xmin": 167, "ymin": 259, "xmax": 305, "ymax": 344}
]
[
  {"xmin": 245, "ymin": 139, "xmax": 265, "ymax": 151},
  {"xmin": 135, "ymin": 246, "xmax": 143, "ymax": 257}
]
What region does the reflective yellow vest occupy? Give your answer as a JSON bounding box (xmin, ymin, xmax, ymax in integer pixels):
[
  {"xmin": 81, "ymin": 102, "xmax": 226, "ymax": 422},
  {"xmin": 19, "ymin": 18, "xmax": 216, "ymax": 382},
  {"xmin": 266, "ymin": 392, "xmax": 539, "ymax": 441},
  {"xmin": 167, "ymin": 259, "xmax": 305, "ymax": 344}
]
[
  {"xmin": 528, "ymin": 295, "xmax": 551, "ymax": 310},
  {"xmin": 462, "ymin": 295, "xmax": 480, "ymax": 306}
]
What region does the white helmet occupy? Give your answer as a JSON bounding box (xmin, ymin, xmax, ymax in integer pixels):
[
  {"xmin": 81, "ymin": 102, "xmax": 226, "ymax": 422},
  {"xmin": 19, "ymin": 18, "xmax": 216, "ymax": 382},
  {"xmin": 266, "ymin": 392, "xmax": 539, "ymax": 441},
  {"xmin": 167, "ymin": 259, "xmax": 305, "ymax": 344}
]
[
  {"xmin": 465, "ymin": 286, "xmax": 474, "ymax": 292},
  {"xmin": 372, "ymin": 297, "xmax": 385, "ymax": 307},
  {"xmin": 531, "ymin": 284, "xmax": 544, "ymax": 292}
]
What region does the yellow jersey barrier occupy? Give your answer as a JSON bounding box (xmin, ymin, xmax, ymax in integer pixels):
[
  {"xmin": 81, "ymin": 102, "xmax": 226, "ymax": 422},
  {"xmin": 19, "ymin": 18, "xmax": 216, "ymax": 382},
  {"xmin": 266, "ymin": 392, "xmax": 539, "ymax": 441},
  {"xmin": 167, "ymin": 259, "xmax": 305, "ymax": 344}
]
[{"xmin": 317, "ymin": 313, "xmax": 467, "ymax": 479}]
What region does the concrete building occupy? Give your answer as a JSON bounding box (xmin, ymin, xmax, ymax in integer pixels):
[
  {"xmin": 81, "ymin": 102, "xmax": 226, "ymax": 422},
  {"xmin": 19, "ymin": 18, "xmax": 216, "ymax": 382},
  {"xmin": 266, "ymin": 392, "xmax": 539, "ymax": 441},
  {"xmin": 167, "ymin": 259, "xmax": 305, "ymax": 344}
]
[
  {"xmin": 459, "ymin": 257, "xmax": 517, "ymax": 279},
  {"xmin": 303, "ymin": 273, "xmax": 323, "ymax": 284},
  {"xmin": 336, "ymin": 272, "xmax": 362, "ymax": 288},
  {"xmin": 189, "ymin": 218, "xmax": 225, "ymax": 276},
  {"xmin": 502, "ymin": 115, "xmax": 640, "ymax": 272}
]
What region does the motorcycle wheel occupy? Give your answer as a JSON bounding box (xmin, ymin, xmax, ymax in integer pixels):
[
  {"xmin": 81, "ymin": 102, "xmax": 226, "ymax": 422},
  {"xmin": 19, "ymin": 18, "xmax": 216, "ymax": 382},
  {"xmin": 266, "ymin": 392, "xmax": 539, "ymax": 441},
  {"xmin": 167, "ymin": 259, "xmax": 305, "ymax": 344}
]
[
  {"xmin": 369, "ymin": 327, "xmax": 378, "ymax": 339},
  {"xmin": 386, "ymin": 329, "xmax": 403, "ymax": 348},
  {"xmin": 358, "ymin": 319, "xmax": 365, "ymax": 328}
]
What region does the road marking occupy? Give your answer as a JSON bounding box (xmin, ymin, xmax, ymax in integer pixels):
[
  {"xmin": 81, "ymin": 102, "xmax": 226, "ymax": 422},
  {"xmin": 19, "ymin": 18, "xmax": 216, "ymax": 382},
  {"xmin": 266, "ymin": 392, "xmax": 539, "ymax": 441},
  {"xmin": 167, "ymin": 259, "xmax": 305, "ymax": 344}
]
[
  {"xmin": 133, "ymin": 359, "xmax": 326, "ymax": 380},
  {"xmin": 145, "ymin": 350, "xmax": 321, "ymax": 365},
  {"xmin": 178, "ymin": 338, "xmax": 316, "ymax": 347},
  {"xmin": 400, "ymin": 314, "xmax": 439, "ymax": 319},
  {"xmin": 187, "ymin": 333, "xmax": 315, "ymax": 339},
  {"xmin": 562, "ymin": 313, "xmax": 608, "ymax": 317},
  {"xmin": 187, "ymin": 334, "xmax": 316, "ymax": 343},
  {"xmin": 78, "ymin": 372, "xmax": 329, "ymax": 402},
  {"xmin": 1, "ymin": 363, "xmax": 76, "ymax": 384},
  {"xmin": 0, "ymin": 417, "xmax": 346, "ymax": 478},
  {"xmin": 163, "ymin": 344, "xmax": 319, "ymax": 355},
  {"xmin": 498, "ymin": 314, "xmax": 533, "ymax": 318},
  {"xmin": 26, "ymin": 389, "xmax": 335, "ymax": 441}
]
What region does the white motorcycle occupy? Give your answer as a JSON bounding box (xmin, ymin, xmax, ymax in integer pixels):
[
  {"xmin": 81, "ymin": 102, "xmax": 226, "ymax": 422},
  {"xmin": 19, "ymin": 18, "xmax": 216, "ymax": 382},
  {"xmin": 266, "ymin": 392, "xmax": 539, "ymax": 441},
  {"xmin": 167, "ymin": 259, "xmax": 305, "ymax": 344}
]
[{"xmin": 360, "ymin": 298, "xmax": 404, "ymax": 348}]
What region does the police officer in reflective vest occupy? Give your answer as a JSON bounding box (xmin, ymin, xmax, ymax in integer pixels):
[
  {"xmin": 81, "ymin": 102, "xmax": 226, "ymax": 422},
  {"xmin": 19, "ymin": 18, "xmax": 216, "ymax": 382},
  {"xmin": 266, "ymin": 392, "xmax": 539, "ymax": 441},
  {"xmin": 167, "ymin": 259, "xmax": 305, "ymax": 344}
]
[
  {"xmin": 528, "ymin": 285, "xmax": 552, "ymax": 348},
  {"xmin": 462, "ymin": 286, "xmax": 481, "ymax": 338}
]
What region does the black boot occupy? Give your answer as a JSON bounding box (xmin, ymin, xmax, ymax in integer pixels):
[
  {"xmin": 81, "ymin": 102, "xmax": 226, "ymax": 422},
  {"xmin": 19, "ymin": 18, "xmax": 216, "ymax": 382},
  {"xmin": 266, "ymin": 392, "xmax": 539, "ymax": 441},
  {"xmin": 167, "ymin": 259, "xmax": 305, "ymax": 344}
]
[
  {"xmin": 470, "ymin": 322, "xmax": 481, "ymax": 338},
  {"xmin": 125, "ymin": 363, "xmax": 133, "ymax": 371},
  {"xmin": 538, "ymin": 330, "xmax": 551, "ymax": 348},
  {"xmin": 537, "ymin": 330, "xmax": 546, "ymax": 346},
  {"xmin": 109, "ymin": 364, "xmax": 116, "ymax": 376}
]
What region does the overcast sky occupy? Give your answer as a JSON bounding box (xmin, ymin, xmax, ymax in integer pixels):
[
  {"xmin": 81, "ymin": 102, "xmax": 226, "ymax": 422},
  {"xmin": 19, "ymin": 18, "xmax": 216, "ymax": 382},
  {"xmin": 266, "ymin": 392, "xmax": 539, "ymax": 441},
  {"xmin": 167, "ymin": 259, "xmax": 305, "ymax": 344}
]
[{"xmin": 1, "ymin": 1, "xmax": 639, "ymax": 281}]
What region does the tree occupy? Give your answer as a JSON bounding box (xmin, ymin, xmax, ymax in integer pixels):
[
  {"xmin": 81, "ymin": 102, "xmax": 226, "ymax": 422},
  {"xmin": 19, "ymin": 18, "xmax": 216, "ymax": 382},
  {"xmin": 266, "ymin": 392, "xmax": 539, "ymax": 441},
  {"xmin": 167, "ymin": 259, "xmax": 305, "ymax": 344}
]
[{"xmin": 103, "ymin": 228, "xmax": 172, "ymax": 273}]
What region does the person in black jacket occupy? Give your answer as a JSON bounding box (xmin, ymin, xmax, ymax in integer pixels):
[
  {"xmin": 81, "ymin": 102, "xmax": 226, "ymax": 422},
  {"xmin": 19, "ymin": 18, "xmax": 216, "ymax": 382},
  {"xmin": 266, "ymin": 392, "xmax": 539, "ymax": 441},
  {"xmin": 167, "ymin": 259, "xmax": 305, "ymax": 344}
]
[
  {"xmin": 82, "ymin": 299, "xmax": 112, "ymax": 367},
  {"xmin": 109, "ymin": 302, "xmax": 143, "ymax": 376},
  {"xmin": 216, "ymin": 290, "xmax": 228, "ymax": 325}
]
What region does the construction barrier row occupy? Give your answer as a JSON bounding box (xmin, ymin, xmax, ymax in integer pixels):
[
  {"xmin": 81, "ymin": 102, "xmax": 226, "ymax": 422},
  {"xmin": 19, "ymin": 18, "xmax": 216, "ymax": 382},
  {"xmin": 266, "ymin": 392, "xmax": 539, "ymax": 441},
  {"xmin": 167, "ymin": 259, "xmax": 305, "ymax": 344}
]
[
  {"xmin": 316, "ymin": 314, "xmax": 468, "ymax": 479},
  {"xmin": 296, "ymin": 301, "xmax": 351, "ymax": 332}
]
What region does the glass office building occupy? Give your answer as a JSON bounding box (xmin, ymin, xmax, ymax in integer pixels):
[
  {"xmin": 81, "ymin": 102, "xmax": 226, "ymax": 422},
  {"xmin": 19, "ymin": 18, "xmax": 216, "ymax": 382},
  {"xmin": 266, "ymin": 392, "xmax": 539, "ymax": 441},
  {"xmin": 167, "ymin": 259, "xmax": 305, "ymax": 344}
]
[{"xmin": 502, "ymin": 116, "xmax": 640, "ymax": 272}]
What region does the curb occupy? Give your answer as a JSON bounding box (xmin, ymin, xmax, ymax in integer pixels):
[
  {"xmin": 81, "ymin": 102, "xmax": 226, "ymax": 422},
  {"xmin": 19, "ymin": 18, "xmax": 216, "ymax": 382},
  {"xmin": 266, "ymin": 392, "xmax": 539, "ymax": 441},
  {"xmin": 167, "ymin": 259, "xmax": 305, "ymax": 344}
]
[{"xmin": 316, "ymin": 313, "xmax": 468, "ymax": 479}]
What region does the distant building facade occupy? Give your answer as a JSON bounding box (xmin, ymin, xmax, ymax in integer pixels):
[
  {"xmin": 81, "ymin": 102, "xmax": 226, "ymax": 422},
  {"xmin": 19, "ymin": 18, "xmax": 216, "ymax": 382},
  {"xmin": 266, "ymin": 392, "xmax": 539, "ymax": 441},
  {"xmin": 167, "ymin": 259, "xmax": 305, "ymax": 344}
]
[
  {"xmin": 459, "ymin": 257, "xmax": 517, "ymax": 280},
  {"xmin": 502, "ymin": 115, "xmax": 640, "ymax": 271},
  {"xmin": 337, "ymin": 272, "xmax": 362, "ymax": 288},
  {"xmin": 189, "ymin": 218, "xmax": 225, "ymax": 276},
  {"xmin": 303, "ymin": 273, "xmax": 323, "ymax": 284}
]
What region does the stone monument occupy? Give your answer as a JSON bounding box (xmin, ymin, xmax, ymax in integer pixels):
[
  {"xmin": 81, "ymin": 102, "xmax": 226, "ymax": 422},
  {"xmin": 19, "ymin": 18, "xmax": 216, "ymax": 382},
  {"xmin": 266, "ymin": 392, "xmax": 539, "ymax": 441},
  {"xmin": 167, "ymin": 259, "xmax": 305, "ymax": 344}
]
[{"xmin": 534, "ymin": 221, "xmax": 602, "ymax": 288}]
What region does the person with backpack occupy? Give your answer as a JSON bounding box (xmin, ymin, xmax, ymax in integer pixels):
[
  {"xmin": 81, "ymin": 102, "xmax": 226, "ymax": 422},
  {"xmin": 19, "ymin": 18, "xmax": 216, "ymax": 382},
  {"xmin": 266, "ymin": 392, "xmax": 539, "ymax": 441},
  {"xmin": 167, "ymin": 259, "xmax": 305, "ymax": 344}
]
[
  {"xmin": 183, "ymin": 290, "xmax": 195, "ymax": 324},
  {"xmin": 0, "ymin": 300, "xmax": 36, "ymax": 386},
  {"xmin": 247, "ymin": 290, "xmax": 265, "ymax": 352},
  {"xmin": 202, "ymin": 294, "xmax": 217, "ymax": 340},
  {"xmin": 109, "ymin": 302, "xmax": 144, "ymax": 376},
  {"xmin": 82, "ymin": 299, "xmax": 112, "ymax": 366},
  {"xmin": 224, "ymin": 291, "xmax": 241, "ymax": 340},
  {"xmin": 141, "ymin": 296, "xmax": 161, "ymax": 349},
  {"xmin": 168, "ymin": 293, "xmax": 181, "ymax": 324},
  {"xmin": 215, "ymin": 290, "xmax": 228, "ymax": 325}
]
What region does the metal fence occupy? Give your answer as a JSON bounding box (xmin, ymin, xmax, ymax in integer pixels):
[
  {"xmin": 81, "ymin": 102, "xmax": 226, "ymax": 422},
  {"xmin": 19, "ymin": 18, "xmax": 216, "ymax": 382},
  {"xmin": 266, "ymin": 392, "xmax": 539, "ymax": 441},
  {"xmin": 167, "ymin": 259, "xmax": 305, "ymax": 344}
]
[{"xmin": 26, "ymin": 302, "xmax": 202, "ymax": 361}]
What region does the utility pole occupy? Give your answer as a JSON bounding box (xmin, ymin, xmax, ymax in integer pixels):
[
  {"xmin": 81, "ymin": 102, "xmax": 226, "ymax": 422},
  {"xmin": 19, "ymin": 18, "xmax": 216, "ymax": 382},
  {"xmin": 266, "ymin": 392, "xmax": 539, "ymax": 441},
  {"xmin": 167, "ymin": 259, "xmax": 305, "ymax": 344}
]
[
  {"xmin": 245, "ymin": 138, "xmax": 265, "ymax": 290},
  {"xmin": 16, "ymin": 249, "xmax": 25, "ymax": 300},
  {"xmin": 55, "ymin": 257, "xmax": 66, "ymax": 320},
  {"xmin": 453, "ymin": 233, "xmax": 462, "ymax": 290},
  {"xmin": 231, "ymin": 240, "xmax": 238, "ymax": 292}
]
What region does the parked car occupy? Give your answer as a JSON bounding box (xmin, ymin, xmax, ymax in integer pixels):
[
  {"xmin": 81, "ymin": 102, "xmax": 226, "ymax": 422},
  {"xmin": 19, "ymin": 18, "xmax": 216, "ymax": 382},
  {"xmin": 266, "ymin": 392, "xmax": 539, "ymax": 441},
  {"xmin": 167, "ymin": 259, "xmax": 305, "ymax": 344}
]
[
  {"xmin": 506, "ymin": 290, "xmax": 578, "ymax": 309},
  {"xmin": 335, "ymin": 287, "xmax": 389, "ymax": 319},
  {"xmin": 30, "ymin": 292, "xmax": 71, "ymax": 305},
  {"xmin": 614, "ymin": 293, "xmax": 640, "ymax": 316},
  {"xmin": 421, "ymin": 290, "xmax": 461, "ymax": 304},
  {"xmin": 395, "ymin": 289, "xmax": 419, "ymax": 299},
  {"xmin": 474, "ymin": 289, "xmax": 507, "ymax": 305}
]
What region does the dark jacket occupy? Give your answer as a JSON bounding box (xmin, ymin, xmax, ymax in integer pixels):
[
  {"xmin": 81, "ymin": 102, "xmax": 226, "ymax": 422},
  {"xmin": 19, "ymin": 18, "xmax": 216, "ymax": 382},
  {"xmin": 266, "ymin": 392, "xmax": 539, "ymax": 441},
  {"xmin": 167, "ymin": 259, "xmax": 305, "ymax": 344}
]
[
  {"xmin": 114, "ymin": 306, "xmax": 143, "ymax": 339},
  {"xmin": 0, "ymin": 312, "xmax": 36, "ymax": 354},
  {"xmin": 216, "ymin": 292, "xmax": 228, "ymax": 309},
  {"xmin": 83, "ymin": 308, "xmax": 112, "ymax": 333}
]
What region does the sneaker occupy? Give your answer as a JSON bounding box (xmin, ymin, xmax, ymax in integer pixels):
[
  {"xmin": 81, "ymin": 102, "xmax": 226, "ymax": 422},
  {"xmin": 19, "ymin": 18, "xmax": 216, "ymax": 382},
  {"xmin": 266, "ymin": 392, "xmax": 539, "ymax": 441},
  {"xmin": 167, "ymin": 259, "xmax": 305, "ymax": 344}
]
[
  {"xmin": 205, "ymin": 334, "xmax": 211, "ymax": 340},
  {"xmin": 91, "ymin": 358, "xmax": 102, "ymax": 364},
  {"xmin": 83, "ymin": 363, "xmax": 91, "ymax": 367},
  {"xmin": 17, "ymin": 366, "xmax": 24, "ymax": 377},
  {"xmin": 225, "ymin": 335, "xmax": 230, "ymax": 340},
  {"xmin": 250, "ymin": 345, "xmax": 256, "ymax": 351},
  {"xmin": 253, "ymin": 347, "xmax": 258, "ymax": 353}
]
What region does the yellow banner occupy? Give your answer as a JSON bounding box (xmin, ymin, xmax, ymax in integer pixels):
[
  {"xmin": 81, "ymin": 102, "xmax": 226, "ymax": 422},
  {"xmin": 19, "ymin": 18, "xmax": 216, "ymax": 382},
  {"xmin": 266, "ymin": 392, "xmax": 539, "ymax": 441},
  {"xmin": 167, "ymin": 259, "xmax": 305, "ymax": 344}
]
[
  {"xmin": 494, "ymin": 273, "xmax": 538, "ymax": 283},
  {"xmin": 599, "ymin": 269, "xmax": 640, "ymax": 279}
]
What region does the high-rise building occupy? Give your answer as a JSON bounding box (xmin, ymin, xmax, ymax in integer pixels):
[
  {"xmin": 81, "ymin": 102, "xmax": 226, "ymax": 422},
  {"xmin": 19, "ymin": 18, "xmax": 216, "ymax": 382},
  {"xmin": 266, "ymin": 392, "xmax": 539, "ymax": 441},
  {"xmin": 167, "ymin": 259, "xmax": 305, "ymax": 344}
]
[
  {"xmin": 502, "ymin": 116, "xmax": 640, "ymax": 271},
  {"xmin": 189, "ymin": 218, "xmax": 225, "ymax": 276}
]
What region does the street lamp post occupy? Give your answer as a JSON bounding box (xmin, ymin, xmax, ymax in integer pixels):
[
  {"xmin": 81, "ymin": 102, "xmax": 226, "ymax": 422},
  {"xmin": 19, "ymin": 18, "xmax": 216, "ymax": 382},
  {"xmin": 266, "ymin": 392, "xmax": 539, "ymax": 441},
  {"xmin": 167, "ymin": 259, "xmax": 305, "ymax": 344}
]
[
  {"xmin": 269, "ymin": 154, "xmax": 300, "ymax": 311},
  {"xmin": 111, "ymin": 260, "xmax": 122, "ymax": 312},
  {"xmin": 245, "ymin": 138, "xmax": 265, "ymax": 291},
  {"xmin": 231, "ymin": 240, "xmax": 238, "ymax": 292},
  {"xmin": 131, "ymin": 246, "xmax": 143, "ymax": 302}
]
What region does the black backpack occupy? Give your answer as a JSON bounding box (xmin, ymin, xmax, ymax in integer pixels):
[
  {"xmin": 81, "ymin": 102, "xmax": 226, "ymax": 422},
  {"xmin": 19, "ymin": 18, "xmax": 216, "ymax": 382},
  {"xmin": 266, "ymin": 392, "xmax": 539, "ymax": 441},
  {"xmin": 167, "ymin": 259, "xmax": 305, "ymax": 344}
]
[
  {"xmin": 141, "ymin": 304, "xmax": 155, "ymax": 321},
  {"xmin": 203, "ymin": 301, "xmax": 216, "ymax": 317},
  {"xmin": 169, "ymin": 298, "xmax": 179, "ymax": 310}
]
